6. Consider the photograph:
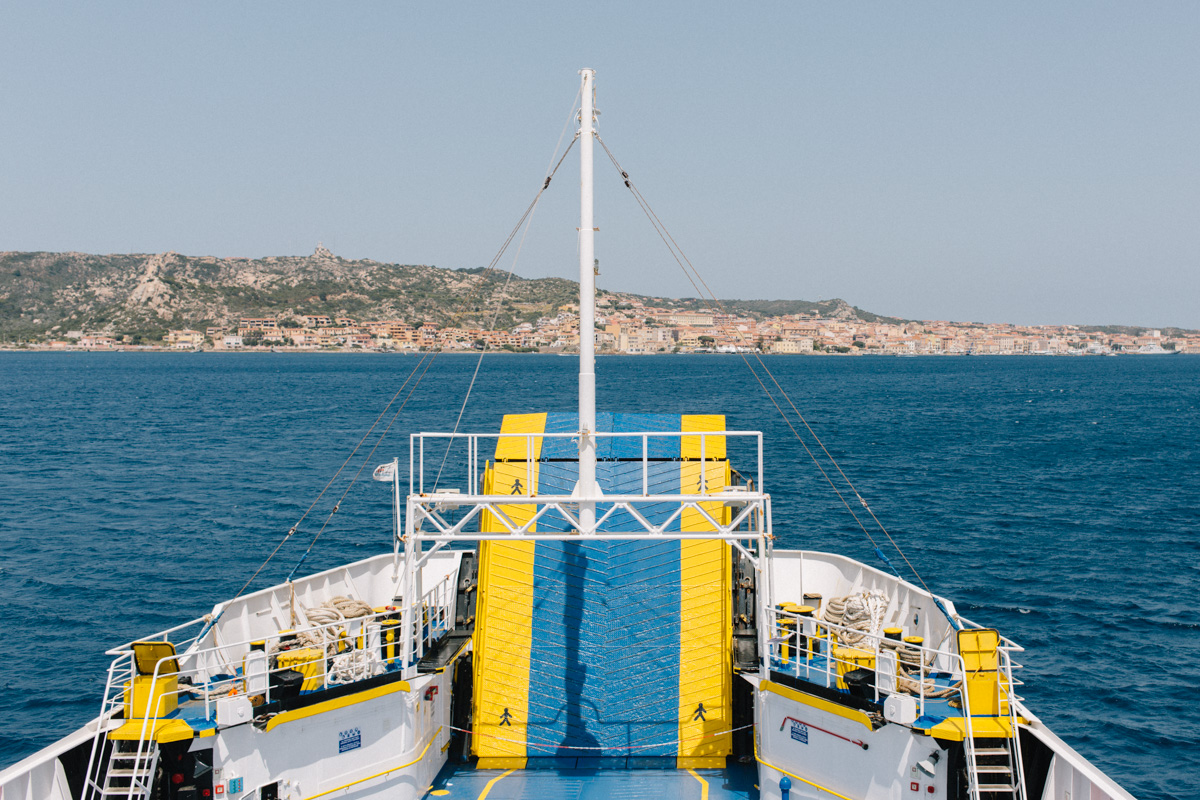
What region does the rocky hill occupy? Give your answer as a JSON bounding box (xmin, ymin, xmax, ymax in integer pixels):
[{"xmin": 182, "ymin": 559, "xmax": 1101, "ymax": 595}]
[{"xmin": 0, "ymin": 246, "xmax": 893, "ymax": 340}]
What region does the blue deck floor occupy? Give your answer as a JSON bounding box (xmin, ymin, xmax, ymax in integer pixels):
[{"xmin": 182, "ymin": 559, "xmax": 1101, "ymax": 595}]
[{"xmin": 422, "ymin": 760, "xmax": 759, "ymax": 799}]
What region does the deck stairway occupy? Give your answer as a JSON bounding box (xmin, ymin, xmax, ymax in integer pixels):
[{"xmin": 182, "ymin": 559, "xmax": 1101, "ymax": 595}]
[
  {"xmin": 93, "ymin": 739, "xmax": 158, "ymax": 800},
  {"xmin": 972, "ymin": 739, "xmax": 1020, "ymax": 797},
  {"xmin": 82, "ymin": 641, "xmax": 188, "ymax": 800},
  {"xmin": 471, "ymin": 413, "xmax": 734, "ymax": 769},
  {"xmin": 959, "ymin": 629, "xmax": 1027, "ymax": 800}
]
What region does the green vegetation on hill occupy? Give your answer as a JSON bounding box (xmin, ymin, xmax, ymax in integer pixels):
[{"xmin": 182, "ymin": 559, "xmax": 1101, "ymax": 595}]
[
  {"xmin": 0, "ymin": 248, "xmax": 903, "ymax": 342},
  {"xmin": 0, "ymin": 251, "xmax": 582, "ymax": 341}
]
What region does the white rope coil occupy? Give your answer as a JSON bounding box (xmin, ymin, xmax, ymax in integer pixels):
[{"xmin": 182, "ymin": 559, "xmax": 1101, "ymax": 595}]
[
  {"xmin": 329, "ymin": 648, "xmax": 375, "ymax": 684},
  {"xmin": 821, "ymin": 590, "xmax": 888, "ymax": 647},
  {"xmin": 270, "ymin": 595, "xmax": 377, "ymax": 655}
]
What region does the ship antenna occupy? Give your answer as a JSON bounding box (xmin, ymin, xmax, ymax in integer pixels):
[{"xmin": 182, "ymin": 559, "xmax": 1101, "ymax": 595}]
[{"xmin": 577, "ymin": 67, "xmax": 597, "ymax": 533}]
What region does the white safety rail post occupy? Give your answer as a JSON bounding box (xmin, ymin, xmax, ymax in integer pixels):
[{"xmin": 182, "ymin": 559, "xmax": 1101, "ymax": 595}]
[
  {"xmin": 758, "ymin": 490, "xmax": 773, "ymax": 683},
  {"xmin": 391, "ymin": 457, "xmax": 402, "ymax": 581},
  {"xmin": 642, "ymin": 435, "xmax": 649, "ymax": 495}
]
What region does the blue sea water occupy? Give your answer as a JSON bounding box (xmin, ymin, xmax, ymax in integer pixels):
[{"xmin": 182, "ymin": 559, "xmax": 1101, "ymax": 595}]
[{"xmin": 0, "ymin": 352, "xmax": 1197, "ymax": 799}]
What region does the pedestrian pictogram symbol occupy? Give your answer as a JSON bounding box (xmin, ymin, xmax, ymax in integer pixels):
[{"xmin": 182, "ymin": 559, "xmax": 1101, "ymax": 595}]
[
  {"xmin": 499, "ymin": 708, "xmax": 513, "ymax": 726},
  {"xmin": 511, "ymin": 478, "xmax": 524, "ymax": 495},
  {"xmin": 693, "ymin": 703, "xmax": 706, "ymax": 722}
]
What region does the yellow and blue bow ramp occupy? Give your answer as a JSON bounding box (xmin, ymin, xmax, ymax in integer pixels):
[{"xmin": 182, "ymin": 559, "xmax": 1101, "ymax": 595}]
[{"xmin": 473, "ymin": 413, "xmax": 732, "ymax": 769}]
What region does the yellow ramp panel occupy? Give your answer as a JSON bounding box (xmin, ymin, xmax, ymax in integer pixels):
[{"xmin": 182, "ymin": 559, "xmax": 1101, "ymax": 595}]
[
  {"xmin": 473, "ymin": 538, "xmax": 535, "ymax": 767},
  {"xmin": 678, "ymin": 415, "xmax": 732, "ymax": 768},
  {"xmin": 472, "ymin": 413, "xmax": 545, "ymax": 767},
  {"xmin": 681, "ymin": 413, "xmax": 727, "ymax": 460}
]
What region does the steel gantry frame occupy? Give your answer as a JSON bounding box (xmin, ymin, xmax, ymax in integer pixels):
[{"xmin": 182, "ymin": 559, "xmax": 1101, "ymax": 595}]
[{"xmin": 393, "ymin": 428, "xmax": 776, "ymax": 682}]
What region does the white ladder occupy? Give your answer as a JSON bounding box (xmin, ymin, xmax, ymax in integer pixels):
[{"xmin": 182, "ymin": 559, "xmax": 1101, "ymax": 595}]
[
  {"xmin": 95, "ymin": 738, "xmax": 159, "ymax": 800},
  {"xmin": 963, "ymin": 678, "xmax": 1027, "ymax": 799},
  {"xmin": 971, "ymin": 739, "xmax": 1019, "ymax": 798}
]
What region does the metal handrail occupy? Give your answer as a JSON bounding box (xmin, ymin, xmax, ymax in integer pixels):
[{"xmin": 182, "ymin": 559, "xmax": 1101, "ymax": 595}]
[
  {"xmin": 410, "ymin": 429, "xmax": 765, "ymax": 497},
  {"xmin": 104, "ymin": 615, "xmax": 210, "ymax": 656},
  {"xmin": 766, "ymin": 607, "xmax": 1026, "ymax": 800},
  {"xmin": 765, "ymin": 607, "xmax": 1021, "ymax": 720},
  {"xmin": 95, "ymin": 576, "xmax": 456, "ymax": 734},
  {"xmin": 409, "ymin": 491, "xmax": 769, "ymax": 543}
]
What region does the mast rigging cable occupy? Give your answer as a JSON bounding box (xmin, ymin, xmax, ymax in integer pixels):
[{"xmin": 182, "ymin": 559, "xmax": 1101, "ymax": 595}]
[
  {"xmin": 430, "ymin": 89, "xmax": 584, "ymax": 492},
  {"xmin": 594, "ymin": 133, "xmax": 952, "ymax": 621},
  {"xmin": 230, "ymin": 89, "xmax": 584, "ymax": 599}
]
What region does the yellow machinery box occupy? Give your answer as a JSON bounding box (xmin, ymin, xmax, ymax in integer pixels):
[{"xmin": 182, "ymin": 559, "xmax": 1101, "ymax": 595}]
[
  {"xmin": 123, "ymin": 674, "xmax": 179, "ymax": 719},
  {"xmin": 277, "ymin": 647, "xmax": 326, "ymax": 692}
]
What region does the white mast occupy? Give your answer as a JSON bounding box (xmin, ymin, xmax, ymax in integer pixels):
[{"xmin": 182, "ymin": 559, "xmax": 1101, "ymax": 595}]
[{"xmin": 578, "ymin": 68, "xmax": 597, "ymax": 533}]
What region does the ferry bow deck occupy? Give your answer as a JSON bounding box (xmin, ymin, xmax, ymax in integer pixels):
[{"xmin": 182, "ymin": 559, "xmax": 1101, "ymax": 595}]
[{"xmin": 0, "ymin": 414, "xmax": 1136, "ymax": 800}]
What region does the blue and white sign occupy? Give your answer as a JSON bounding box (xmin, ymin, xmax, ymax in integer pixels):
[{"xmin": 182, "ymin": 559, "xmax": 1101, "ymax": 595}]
[
  {"xmin": 789, "ymin": 720, "xmax": 809, "ymax": 744},
  {"xmin": 339, "ymin": 727, "xmax": 362, "ymax": 753}
]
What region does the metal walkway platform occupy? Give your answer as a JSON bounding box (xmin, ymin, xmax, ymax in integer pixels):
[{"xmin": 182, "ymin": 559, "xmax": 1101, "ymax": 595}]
[{"xmin": 422, "ymin": 761, "xmax": 759, "ymax": 800}]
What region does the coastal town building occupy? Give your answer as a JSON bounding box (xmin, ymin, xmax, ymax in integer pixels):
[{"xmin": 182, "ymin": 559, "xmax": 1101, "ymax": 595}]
[
  {"xmin": 239, "ymin": 317, "xmax": 277, "ymax": 331},
  {"xmin": 38, "ymin": 312, "xmax": 1200, "ymax": 356},
  {"xmin": 167, "ymin": 329, "xmax": 204, "ymax": 348}
]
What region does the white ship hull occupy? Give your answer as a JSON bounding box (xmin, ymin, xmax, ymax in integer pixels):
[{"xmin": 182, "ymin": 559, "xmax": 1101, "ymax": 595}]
[{"xmin": 2, "ymin": 548, "xmax": 1134, "ymax": 800}]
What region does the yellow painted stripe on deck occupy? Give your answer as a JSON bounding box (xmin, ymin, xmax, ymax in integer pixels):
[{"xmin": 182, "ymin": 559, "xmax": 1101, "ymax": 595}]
[
  {"xmin": 476, "ymin": 768, "xmax": 517, "ymax": 799},
  {"xmin": 678, "ymin": 415, "xmax": 732, "ymax": 766},
  {"xmin": 480, "ymin": 412, "xmax": 547, "ymax": 532},
  {"xmin": 495, "ymin": 413, "xmax": 548, "ymax": 461},
  {"xmin": 472, "ymin": 413, "xmax": 545, "ymax": 762}
]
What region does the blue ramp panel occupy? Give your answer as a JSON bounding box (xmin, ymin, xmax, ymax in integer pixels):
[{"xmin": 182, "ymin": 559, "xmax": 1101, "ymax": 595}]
[
  {"xmin": 528, "ymin": 414, "xmax": 690, "ymax": 759},
  {"xmin": 527, "ymin": 539, "xmax": 681, "ymax": 758}
]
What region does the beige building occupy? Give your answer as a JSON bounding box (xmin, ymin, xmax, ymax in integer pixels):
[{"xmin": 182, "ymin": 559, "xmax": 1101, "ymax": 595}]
[
  {"xmin": 239, "ymin": 317, "xmax": 277, "ymax": 331},
  {"xmin": 167, "ymin": 329, "xmax": 204, "ymax": 348},
  {"xmin": 771, "ymin": 338, "xmax": 813, "ymax": 354}
]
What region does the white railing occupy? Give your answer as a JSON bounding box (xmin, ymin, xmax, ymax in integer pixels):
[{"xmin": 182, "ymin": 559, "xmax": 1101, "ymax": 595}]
[
  {"xmin": 81, "ymin": 652, "xmax": 139, "ymax": 800},
  {"xmin": 409, "ymin": 429, "xmax": 765, "ymax": 498},
  {"xmin": 408, "ymin": 573, "xmax": 456, "ymax": 667},
  {"xmin": 766, "ymin": 606, "xmax": 1027, "ymax": 800},
  {"xmin": 83, "ymin": 578, "xmax": 456, "ymax": 799},
  {"xmin": 767, "ymin": 606, "xmax": 969, "ymax": 710},
  {"xmin": 406, "ymin": 431, "xmax": 768, "ymax": 543},
  {"xmin": 401, "ymin": 427, "xmax": 775, "ymax": 690},
  {"xmin": 409, "ymin": 490, "xmax": 768, "ymax": 542},
  {"xmin": 959, "ymin": 614, "xmax": 1026, "ymax": 701}
]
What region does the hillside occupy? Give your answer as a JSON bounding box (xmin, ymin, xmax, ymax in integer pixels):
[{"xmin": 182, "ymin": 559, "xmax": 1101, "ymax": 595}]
[{"xmin": 0, "ymin": 247, "xmax": 894, "ymax": 340}]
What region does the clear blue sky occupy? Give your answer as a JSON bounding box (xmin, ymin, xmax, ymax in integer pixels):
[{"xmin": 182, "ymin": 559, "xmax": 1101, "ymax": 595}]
[{"xmin": 2, "ymin": 2, "xmax": 1197, "ymax": 327}]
